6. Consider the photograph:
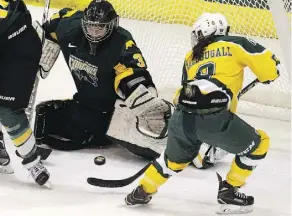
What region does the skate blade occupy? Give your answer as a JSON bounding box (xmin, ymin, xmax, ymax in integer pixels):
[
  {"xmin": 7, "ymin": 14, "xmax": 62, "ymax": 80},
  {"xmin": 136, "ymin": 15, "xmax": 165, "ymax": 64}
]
[
  {"xmin": 42, "ymin": 180, "xmax": 53, "ymax": 189},
  {"xmin": 25, "ymin": 174, "xmax": 52, "ymax": 189},
  {"xmin": 0, "ymin": 164, "xmax": 14, "ymax": 174},
  {"xmin": 216, "ymin": 204, "xmax": 253, "ymax": 215}
]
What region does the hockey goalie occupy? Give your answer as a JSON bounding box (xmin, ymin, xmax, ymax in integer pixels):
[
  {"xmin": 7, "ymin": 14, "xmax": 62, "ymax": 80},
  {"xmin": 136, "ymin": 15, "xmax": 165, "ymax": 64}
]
[
  {"xmin": 32, "ymin": 0, "xmax": 227, "ymax": 169},
  {"xmin": 33, "ymin": 0, "xmax": 172, "ymax": 158}
]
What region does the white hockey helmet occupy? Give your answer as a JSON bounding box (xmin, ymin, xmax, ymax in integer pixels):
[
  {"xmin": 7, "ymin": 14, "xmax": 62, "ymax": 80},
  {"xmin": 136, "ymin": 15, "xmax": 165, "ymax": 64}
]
[
  {"xmin": 191, "ymin": 13, "xmax": 217, "ymax": 47},
  {"xmin": 213, "ymin": 13, "xmax": 230, "ymax": 36}
]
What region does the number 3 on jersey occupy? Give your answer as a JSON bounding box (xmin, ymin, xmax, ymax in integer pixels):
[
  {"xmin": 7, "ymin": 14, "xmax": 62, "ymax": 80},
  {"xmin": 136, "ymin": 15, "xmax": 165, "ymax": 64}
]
[
  {"xmin": 133, "ymin": 53, "xmax": 146, "ymax": 68},
  {"xmin": 196, "ymin": 62, "xmax": 216, "ymax": 79}
]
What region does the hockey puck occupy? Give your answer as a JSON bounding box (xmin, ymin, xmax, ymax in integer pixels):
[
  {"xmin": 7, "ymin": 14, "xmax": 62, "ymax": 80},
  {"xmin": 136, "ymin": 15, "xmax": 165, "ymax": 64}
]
[{"xmin": 94, "ymin": 156, "xmax": 106, "ymax": 165}]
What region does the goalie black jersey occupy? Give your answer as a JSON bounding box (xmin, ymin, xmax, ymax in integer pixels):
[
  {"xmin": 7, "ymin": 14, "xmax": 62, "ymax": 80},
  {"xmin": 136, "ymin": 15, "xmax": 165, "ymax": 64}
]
[
  {"xmin": 43, "ymin": 8, "xmax": 155, "ymax": 111},
  {"xmin": 182, "ymin": 35, "xmax": 280, "ymax": 113},
  {"xmin": 0, "ymin": 0, "xmax": 31, "ymax": 38}
]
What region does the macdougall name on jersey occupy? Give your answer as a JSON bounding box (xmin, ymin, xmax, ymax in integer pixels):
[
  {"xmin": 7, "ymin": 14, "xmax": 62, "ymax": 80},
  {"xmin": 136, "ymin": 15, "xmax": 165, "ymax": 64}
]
[
  {"xmin": 8, "ymin": 25, "xmax": 27, "ymax": 40},
  {"xmin": 69, "ymin": 55, "xmax": 98, "ymax": 76},
  {"xmin": 188, "ymin": 46, "xmax": 232, "ymax": 66}
]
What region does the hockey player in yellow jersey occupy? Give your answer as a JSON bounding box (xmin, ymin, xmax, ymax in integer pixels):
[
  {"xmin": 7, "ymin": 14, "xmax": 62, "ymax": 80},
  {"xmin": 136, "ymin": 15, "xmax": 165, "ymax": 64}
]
[{"xmin": 125, "ymin": 13, "xmax": 280, "ymax": 214}]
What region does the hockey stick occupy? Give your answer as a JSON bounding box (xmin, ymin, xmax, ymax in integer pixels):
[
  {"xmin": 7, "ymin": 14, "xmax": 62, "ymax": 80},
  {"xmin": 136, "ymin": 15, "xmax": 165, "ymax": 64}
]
[
  {"xmin": 87, "ymin": 163, "xmax": 151, "ymax": 188},
  {"xmin": 26, "ymin": 0, "xmax": 50, "ymax": 123},
  {"xmin": 87, "ymin": 79, "xmax": 260, "ymax": 188},
  {"xmin": 238, "ymin": 79, "xmax": 259, "ymax": 98}
]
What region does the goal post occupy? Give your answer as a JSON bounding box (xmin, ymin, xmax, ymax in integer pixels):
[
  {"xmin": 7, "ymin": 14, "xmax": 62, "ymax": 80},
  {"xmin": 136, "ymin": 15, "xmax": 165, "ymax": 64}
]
[{"xmin": 269, "ymin": 0, "xmax": 291, "ymax": 77}]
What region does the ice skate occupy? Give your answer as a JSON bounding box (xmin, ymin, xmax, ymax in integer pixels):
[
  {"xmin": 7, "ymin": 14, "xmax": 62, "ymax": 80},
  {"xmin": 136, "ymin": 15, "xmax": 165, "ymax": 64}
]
[
  {"xmin": 0, "ymin": 132, "xmax": 14, "ymax": 174},
  {"xmin": 22, "ymin": 154, "xmax": 50, "ymax": 187},
  {"xmin": 216, "ymin": 173, "xmax": 254, "ymax": 214},
  {"xmin": 125, "ymin": 185, "xmax": 154, "ymax": 205}
]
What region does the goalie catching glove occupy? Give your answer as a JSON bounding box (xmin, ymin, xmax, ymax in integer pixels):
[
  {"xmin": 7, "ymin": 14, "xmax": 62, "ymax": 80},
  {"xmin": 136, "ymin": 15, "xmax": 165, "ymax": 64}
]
[
  {"xmin": 32, "ymin": 21, "xmax": 60, "ymax": 79},
  {"xmin": 125, "ymin": 84, "xmax": 173, "ymax": 139}
]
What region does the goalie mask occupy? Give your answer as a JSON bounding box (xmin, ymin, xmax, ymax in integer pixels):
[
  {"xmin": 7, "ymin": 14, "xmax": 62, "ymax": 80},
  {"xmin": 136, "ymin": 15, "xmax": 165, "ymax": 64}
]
[{"xmin": 82, "ymin": 0, "xmax": 119, "ymax": 44}]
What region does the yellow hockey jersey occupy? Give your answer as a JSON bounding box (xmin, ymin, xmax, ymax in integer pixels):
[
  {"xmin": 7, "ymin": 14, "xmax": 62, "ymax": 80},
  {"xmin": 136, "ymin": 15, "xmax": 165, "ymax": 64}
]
[{"xmin": 181, "ymin": 35, "xmax": 280, "ymax": 113}]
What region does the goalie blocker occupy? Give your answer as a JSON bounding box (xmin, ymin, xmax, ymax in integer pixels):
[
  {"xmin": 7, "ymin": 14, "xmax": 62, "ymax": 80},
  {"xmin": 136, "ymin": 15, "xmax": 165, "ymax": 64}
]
[{"xmin": 32, "ymin": 21, "xmax": 60, "ymax": 79}]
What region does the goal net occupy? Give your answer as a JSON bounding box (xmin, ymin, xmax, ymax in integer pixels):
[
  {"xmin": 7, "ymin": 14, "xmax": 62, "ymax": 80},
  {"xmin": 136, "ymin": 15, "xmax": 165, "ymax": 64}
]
[
  {"xmin": 102, "ymin": 0, "xmax": 291, "ymax": 121},
  {"xmin": 28, "ymin": 0, "xmax": 291, "ymax": 121},
  {"xmin": 25, "ymin": 0, "xmax": 291, "ymax": 153}
]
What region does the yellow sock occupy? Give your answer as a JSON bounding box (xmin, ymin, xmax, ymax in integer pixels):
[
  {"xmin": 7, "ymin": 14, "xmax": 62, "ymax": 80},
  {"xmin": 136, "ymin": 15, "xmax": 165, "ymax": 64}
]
[
  {"xmin": 227, "ymin": 129, "xmax": 270, "ymax": 187},
  {"xmin": 226, "ymin": 158, "xmax": 253, "ymax": 186},
  {"xmin": 140, "ymin": 164, "xmax": 168, "ymax": 194},
  {"xmin": 140, "ymin": 158, "xmax": 190, "ymax": 194}
]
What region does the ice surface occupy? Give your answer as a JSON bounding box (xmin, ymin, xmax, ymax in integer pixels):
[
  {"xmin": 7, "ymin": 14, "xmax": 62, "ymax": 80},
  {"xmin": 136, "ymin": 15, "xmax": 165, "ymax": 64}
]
[{"xmin": 1, "ymin": 116, "xmax": 291, "ymax": 216}]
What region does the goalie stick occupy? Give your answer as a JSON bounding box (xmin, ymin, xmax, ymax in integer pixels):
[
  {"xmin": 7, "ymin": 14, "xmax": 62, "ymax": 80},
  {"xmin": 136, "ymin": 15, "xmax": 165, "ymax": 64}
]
[
  {"xmin": 26, "ymin": 0, "xmax": 50, "ymax": 123},
  {"xmin": 87, "ymin": 79, "xmax": 259, "ymax": 188}
]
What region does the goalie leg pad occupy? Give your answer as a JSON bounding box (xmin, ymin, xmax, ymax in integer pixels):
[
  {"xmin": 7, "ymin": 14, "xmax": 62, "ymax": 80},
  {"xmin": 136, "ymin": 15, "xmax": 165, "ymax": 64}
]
[
  {"xmin": 35, "ymin": 100, "xmax": 110, "ymax": 150},
  {"xmin": 136, "ymin": 99, "xmax": 173, "ymax": 139},
  {"xmin": 125, "ymin": 85, "xmax": 173, "ymax": 139},
  {"xmin": 107, "ymin": 101, "xmax": 167, "ymax": 159},
  {"xmin": 34, "ymin": 100, "xmax": 72, "ymax": 143}
]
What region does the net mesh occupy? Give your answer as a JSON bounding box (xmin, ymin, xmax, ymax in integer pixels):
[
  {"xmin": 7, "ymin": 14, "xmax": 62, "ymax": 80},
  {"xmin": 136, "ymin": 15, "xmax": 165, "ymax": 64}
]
[
  {"xmin": 100, "ymin": 0, "xmax": 291, "ymax": 120},
  {"xmin": 111, "ymin": 0, "xmax": 279, "ymax": 37},
  {"xmin": 40, "ymin": 0, "xmax": 290, "ymax": 120}
]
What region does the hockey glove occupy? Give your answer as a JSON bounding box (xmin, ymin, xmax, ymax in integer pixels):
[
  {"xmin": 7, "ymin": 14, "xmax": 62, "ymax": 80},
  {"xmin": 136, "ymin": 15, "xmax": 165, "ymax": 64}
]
[
  {"xmin": 178, "ymin": 81, "xmax": 230, "ymax": 110},
  {"xmin": 125, "ymin": 85, "xmax": 173, "ymax": 139},
  {"xmin": 262, "ymin": 54, "xmax": 281, "ymax": 85}
]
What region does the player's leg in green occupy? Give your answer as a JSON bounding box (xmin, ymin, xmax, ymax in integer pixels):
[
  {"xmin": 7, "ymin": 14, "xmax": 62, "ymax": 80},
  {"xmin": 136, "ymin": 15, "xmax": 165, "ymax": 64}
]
[
  {"xmin": 125, "ymin": 106, "xmax": 201, "ymax": 205},
  {"xmin": 125, "ymin": 106, "xmax": 270, "ymax": 215},
  {"xmin": 195, "ymin": 109, "xmax": 269, "ymax": 214}
]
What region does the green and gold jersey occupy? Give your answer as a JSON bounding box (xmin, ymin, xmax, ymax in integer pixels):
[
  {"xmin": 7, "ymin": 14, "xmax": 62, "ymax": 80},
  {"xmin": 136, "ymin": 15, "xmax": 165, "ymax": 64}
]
[{"xmin": 182, "ymin": 35, "xmax": 279, "ymax": 113}]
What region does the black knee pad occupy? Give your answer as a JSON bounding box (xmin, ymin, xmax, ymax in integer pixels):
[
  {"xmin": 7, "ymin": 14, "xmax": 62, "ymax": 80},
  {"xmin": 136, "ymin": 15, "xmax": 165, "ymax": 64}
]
[
  {"xmin": 35, "ymin": 99, "xmax": 73, "ymax": 115},
  {"xmin": 34, "ymin": 99, "xmax": 73, "ymax": 142}
]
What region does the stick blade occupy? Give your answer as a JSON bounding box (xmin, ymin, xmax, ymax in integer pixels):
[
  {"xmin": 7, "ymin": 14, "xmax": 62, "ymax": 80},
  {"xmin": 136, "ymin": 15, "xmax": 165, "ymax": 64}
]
[
  {"xmin": 87, "ymin": 177, "xmax": 132, "ymax": 188},
  {"xmin": 87, "ymin": 163, "xmax": 151, "ymax": 188}
]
